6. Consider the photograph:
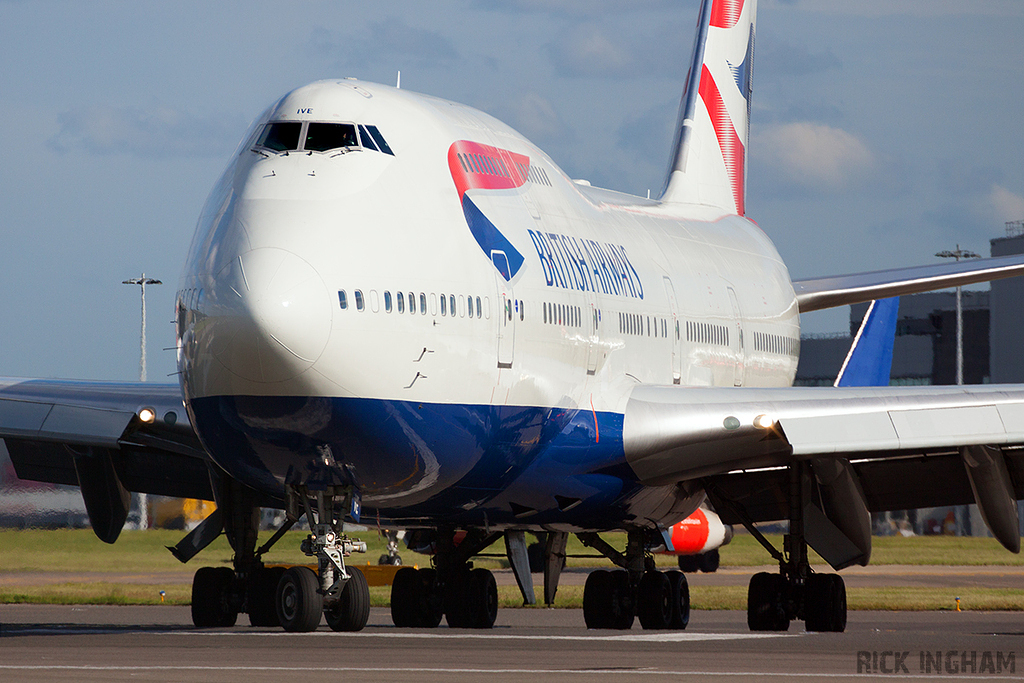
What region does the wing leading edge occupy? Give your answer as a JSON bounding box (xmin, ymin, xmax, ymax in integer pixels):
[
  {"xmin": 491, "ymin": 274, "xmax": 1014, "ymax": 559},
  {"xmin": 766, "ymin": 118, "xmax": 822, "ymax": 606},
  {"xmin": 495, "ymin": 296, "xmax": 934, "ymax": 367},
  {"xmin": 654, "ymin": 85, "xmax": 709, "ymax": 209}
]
[
  {"xmin": 793, "ymin": 254, "xmax": 1024, "ymax": 312},
  {"xmin": 0, "ymin": 378, "xmax": 216, "ymax": 542}
]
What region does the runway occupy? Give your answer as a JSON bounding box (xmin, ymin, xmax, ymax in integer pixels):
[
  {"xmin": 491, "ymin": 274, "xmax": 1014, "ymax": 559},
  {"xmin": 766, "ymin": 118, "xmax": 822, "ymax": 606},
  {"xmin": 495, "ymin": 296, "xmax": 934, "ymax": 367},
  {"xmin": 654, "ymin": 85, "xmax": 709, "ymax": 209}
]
[{"xmin": 2, "ymin": 605, "xmax": 1022, "ymax": 682}]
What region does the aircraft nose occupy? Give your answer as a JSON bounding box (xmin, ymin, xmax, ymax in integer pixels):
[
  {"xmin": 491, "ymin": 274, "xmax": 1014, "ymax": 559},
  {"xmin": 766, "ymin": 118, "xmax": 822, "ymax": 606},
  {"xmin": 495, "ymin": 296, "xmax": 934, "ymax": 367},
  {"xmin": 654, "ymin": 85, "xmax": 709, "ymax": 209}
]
[{"xmin": 207, "ymin": 248, "xmax": 333, "ymax": 383}]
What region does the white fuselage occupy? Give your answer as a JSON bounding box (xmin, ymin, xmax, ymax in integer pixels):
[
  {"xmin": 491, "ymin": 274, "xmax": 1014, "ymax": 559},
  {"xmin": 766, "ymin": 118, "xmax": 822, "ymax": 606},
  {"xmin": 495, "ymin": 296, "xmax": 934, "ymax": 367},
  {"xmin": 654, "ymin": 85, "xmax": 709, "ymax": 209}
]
[{"xmin": 175, "ymin": 79, "xmax": 799, "ymax": 521}]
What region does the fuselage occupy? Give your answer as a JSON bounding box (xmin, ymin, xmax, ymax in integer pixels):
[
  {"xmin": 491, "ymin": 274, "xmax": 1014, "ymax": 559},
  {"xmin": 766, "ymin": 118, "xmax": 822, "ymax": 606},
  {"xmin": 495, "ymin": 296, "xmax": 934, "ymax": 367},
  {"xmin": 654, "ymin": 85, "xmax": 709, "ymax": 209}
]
[{"xmin": 176, "ymin": 79, "xmax": 799, "ymax": 530}]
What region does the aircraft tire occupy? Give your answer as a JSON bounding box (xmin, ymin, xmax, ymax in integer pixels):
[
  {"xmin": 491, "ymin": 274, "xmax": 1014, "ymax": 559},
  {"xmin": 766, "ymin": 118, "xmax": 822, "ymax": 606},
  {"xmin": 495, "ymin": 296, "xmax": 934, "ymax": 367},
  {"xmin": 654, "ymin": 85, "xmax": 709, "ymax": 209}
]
[
  {"xmin": 326, "ymin": 567, "xmax": 370, "ymax": 632},
  {"xmin": 747, "ymin": 572, "xmax": 789, "ymax": 632},
  {"xmin": 583, "ymin": 569, "xmax": 611, "ymax": 628},
  {"xmin": 276, "ymin": 566, "xmax": 323, "ymax": 632},
  {"xmin": 665, "ymin": 570, "xmax": 690, "ymax": 629},
  {"xmin": 527, "ymin": 542, "xmax": 545, "ymax": 574},
  {"xmin": 247, "ymin": 565, "xmax": 285, "ymax": 627},
  {"xmin": 805, "ymin": 574, "xmax": 846, "ymax": 633},
  {"xmin": 607, "ymin": 570, "xmax": 636, "ymax": 630},
  {"xmin": 446, "ymin": 568, "xmax": 497, "ymax": 629},
  {"xmin": 677, "ymin": 555, "xmax": 700, "ymax": 573},
  {"xmin": 637, "ymin": 571, "xmax": 672, "ymax": 630},
  {"xmin": 191, "ymin": 566, "xmax": 237, "ymax": 628},
  {"xmin": 697, "ymin": 549, "xmax": 720, "ymax": 573},
  {"xmin": 390, "ymin": 567, "xmax": 418, "ymax": 627},
  {"xmin": 583, "ymin": 569, "xmax": 635, "ymax": 630}
]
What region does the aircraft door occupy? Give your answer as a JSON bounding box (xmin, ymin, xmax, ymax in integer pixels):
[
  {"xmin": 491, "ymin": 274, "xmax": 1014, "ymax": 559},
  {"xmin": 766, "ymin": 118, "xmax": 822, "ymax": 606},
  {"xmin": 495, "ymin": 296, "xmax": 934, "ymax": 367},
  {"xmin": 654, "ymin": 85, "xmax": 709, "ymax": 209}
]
[
  {"xmin": 493, "ymin": 251, "xmax": 515, "ymax": 368},
  {"xmin": 586, "ymin": 298, "xmax": 599, "ymax": 375},
  {"xmin": 663, "ymin": 277, "xmax": 681, "ymax": 384},
  {"xmin": 727, "ymin": 286, "xmax": 745, "ymax": 386}
]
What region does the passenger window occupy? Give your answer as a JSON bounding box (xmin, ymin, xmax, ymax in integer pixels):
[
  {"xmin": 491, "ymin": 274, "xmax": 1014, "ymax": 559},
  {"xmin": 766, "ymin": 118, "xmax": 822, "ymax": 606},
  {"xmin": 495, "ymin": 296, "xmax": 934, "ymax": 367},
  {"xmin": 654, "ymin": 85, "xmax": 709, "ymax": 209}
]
[
  {"xmin": 520, "ymin": 300, "xmax": 524, "ymax": 321},
  {"xmin": 410, "ymin": 292, "xmax": 416, "ymax": 314},
  {"xmin": 397, "ymin": 291, "xmax": 404, "ymax": 313},
  {"xmin": 305, "ymin": 123, "xmax": 358, "ymax": 152},
  {"xmin": 384, "ymin": 291, "xmax": 392, "ymax": 313},
  {"xmin": 338, "ymin": 290, "xmax": 348, "ymax": 309},
  {"xmin": 441, "ymin": 294, "xmax": 447, "ymax": 316},
  {"xmin": 451, "ymin": 295, "xmax": 456, "ymax": 317},
  {"xmin": 355, "ymin": 290, "xmax": 364, "ymax": 311},
  {"xmin": 477, "ymin": 297, "xmax": 483, "ymax": 319},
  {"xmin": 459, "ymin": 295, "xmax": 466, "ymax": 318},
  {"xmin": 467, "ymin": 294, "xmax": 474, "ymax": 318},
  {"xmin": 370, "ymin": 290, "xmax": 379, "ymax": 313},
  {"xmin": 420, "ymin": 293, "xmax": 427, "ymax": 315},
  {"xmin": 257, "ymin": 122, "xmax": 301, "ymax": 152},
  {"xmin": 430, "ymin": 293, "xmax": 438, "ymax": 316}
]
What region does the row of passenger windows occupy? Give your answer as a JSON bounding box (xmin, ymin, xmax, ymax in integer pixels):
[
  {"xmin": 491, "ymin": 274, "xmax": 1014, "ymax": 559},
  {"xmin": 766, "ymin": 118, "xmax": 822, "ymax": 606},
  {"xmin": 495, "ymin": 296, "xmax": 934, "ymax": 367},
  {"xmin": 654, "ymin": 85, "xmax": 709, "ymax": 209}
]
[
  {"xmin": 256, "ymin": 121, "xmax": 394, "ymax": 155},
  {"xmin": 753, "ymin": 331, "xmax": 798, "ymax": 356},
  {"xmin": 453, "ymin": 152, "xmax": 552, "ymax": 187},
  {"xmin": 339, "ymin": 289, "xmax": 489, "ymax": 319},
  {"xmin": 619, "ymin": 312, "xmax": 676, "ymax": 340},
  {"xmin": 544, "ymin": 302, "xmax": 581, "ymax": 328},
  {"xmin": 686, "ymin": 320, "xmax": 730, "ymax": 347}
]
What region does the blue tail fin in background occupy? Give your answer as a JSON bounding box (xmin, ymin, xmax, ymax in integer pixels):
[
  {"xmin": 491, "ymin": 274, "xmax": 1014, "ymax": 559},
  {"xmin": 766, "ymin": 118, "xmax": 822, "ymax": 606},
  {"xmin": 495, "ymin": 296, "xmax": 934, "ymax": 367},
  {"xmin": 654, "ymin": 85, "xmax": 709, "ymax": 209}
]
[{"xmin": 835, "ymin": 297, "xmax": 899, "ymax": 387}]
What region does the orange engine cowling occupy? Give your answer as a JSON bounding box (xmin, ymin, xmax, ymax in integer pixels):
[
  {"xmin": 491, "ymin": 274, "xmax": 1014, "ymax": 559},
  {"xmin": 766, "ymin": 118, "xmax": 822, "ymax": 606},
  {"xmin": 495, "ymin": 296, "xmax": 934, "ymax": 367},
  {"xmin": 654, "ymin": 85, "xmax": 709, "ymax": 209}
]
[{"xmin": 664, "ymin": 506, "xmax": 732, "ymax": 555}]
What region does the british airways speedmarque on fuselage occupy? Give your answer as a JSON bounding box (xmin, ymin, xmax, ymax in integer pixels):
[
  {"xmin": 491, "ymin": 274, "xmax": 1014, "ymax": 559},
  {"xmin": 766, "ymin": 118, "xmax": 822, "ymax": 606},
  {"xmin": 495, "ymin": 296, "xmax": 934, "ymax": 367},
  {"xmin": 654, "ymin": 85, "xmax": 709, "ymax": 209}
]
[{"xmin": 7, "ymin": 0, "xmax": 1024, "ymax": 635}]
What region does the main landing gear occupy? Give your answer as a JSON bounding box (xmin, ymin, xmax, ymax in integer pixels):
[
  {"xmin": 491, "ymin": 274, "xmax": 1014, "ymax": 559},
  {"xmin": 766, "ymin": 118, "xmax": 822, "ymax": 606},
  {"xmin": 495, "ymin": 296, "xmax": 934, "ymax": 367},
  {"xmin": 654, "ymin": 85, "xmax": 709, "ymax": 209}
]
[
  {"xmin": 578, "ymin": 529, "xmax": 689, "ymax": 630},
  {"xmin": 390, "ymin": 528, "xmax": 502, "ymax": 629},
  {"xmin": 188, "ymin": 482, "xmax": 370, "ymax": 632},
  {"xmin": 733, "ymin": 463, "xmax": 847, "ymax": 633}
]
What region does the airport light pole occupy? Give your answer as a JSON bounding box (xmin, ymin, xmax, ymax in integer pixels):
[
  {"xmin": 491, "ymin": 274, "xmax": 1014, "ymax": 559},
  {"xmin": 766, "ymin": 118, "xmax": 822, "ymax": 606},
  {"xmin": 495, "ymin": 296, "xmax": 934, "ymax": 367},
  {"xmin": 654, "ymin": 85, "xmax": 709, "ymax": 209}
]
[
  {"xmin": 122, "ymin": 273, "xmax": 161, "ymax": 530},
  {"xmin": 935, "ymin": 246, "xmax": 980, "ymax": 539},
  {"xmin": 934, "ymin": 246, "xmax": 980, "ymax": 386},
  {"xmin": 122, "ymin": 274, "xmax": 162, "ymax": 382}
]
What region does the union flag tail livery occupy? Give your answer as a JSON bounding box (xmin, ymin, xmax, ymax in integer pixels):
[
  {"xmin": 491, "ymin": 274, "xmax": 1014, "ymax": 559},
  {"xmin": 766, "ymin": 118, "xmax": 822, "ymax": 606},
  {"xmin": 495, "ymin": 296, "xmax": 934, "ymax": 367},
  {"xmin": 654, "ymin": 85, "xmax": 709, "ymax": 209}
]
[{"xmin": 662, "ymin": 0, "xmax": 754, "ymax": 215}]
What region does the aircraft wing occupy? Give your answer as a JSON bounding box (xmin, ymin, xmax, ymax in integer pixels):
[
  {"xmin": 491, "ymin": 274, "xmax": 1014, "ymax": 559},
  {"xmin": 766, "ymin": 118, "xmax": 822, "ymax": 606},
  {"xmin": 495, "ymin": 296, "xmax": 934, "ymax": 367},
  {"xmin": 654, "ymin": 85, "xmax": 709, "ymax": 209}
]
[
  {"xmin": 623, "ymin": 384, "xmax": 1024, "ymax": 565},
  {"xmin": 0, "ymin": 377, "xmax": 216, "ymax": 541},
  {"xmin": 793, "ymin": 254, "xmax": 1024, "ymax": 312}
]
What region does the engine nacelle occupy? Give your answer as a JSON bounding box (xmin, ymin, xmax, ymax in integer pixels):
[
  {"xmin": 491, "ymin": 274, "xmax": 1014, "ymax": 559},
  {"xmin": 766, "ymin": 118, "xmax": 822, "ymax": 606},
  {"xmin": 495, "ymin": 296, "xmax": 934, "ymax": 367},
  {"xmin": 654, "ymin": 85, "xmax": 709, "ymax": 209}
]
[{"xmin": 662, "ymin": 506, "xmax": 732, "ymax": 555}]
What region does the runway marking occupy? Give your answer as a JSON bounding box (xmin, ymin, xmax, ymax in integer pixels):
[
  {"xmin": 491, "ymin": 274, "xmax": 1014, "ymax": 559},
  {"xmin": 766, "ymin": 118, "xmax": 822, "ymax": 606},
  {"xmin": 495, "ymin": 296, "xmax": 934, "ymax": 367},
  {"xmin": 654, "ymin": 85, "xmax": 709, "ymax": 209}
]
[
  {"xmin": 0, "ymin": 666, "xmax": 1021, "ymax": 680},
  {"xmin": 177, "ymin": 630, "xmax": 792, "ymax": 642},
  {"xmin": 2, "ymin": 626, "xmax": 790, "ymax": 641}
]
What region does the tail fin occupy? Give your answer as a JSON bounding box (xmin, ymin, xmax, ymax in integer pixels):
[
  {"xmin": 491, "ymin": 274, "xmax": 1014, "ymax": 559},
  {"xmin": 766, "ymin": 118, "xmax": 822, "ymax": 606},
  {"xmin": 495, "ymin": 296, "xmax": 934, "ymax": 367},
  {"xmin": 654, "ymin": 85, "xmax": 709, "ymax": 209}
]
[
  {"xmin": 661, "ymin": 0, "xmax": 756, "ymax": 214},
  {"xmin": 835, "ymin": 297, "xmax": 900, "ymax": 388}
]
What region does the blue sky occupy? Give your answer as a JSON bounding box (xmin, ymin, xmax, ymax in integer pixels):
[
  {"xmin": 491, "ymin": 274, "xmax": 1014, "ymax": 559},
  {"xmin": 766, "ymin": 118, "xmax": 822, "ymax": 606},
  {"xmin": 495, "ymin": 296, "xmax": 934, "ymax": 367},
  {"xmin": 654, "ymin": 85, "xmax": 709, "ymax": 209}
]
[{"xmin": 1, "ymin": 0, "xmax": 1022, "ymax": 381}]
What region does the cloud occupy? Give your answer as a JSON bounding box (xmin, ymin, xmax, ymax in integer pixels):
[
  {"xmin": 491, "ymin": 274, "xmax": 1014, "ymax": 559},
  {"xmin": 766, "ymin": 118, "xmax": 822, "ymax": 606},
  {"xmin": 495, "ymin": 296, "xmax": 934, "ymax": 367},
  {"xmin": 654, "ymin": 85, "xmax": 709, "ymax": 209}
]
[
  {"xmin": 312, "ymin": 20, "xmax": 458, "ymax": 70},
  {"xmin": 755, "ymin": 122, "xmax": 874, "ymax": 192},
  {"xmin": 506, "ymin": 92, "xmax": 567, "ymax": 141},
  {"xmin": 985, "ymin": 185, "xmax": 1024, "ymax": 224},
  {"xmin": 48, "ymin": 104, "xmax": 239, "ymax": 158},
  {"xmin": 547, "ymin": 23, "xmax": 634, "ymax": 77}
]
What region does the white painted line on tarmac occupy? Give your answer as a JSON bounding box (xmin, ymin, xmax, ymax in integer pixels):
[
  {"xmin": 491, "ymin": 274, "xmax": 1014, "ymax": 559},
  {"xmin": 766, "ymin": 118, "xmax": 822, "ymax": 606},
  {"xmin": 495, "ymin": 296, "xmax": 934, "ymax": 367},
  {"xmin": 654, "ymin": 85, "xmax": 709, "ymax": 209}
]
[
  {"xmin": 0, "ymin": 666, "xmax": 1021, "ymax": 680},
  {"xmin": 177, "ymin": 629, "xmax": 792, "ymax": 642}
]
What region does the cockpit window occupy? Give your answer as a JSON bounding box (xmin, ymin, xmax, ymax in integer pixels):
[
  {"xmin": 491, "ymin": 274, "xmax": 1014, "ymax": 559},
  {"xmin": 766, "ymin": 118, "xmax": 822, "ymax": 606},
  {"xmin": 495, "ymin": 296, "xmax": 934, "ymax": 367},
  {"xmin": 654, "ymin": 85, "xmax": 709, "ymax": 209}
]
[
  {"xmin": 305, "ymin": 123, "xmax": 357, "ymax": 152},
  {"xmin": 257, "ymin": 122, "xmax": 301, "ymax": 152},
  {"xmin": 358, "ymin": 125, "xmax": 378, "ymax": 152},
  {"xmin": 364, "ymin": 125, "xmax": 394, "ymax": 155},
  {"xmin": 254, "ymin": 120, "xmax": 394, "ymax": 156}
]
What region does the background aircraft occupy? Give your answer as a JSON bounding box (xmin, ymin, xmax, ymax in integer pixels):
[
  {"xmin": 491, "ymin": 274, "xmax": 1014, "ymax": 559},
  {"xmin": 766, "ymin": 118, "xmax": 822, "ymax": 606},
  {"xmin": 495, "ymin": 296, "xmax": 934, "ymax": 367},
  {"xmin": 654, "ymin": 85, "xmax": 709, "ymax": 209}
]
[{"xmin": 3, "ymin": 0, "xmax": 1024, "ymax": 635}]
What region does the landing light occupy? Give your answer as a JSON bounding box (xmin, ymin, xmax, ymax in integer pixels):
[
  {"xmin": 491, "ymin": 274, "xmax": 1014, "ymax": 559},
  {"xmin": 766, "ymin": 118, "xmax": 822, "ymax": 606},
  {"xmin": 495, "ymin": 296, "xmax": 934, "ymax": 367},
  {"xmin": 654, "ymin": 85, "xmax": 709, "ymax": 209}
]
[
  {"xmin": 753, "ymin": 414, "xmax": 776, "ymax": 430},
  {"xmin": 138, "ymin": 407, "xmax": 157, "ymax": 424}
]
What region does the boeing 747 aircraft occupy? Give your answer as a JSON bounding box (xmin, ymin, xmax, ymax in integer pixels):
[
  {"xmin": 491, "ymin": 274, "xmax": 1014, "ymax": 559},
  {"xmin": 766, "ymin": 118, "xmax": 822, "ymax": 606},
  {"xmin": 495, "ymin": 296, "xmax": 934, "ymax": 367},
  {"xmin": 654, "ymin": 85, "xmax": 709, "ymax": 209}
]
[{"xmin": 5, "ymin": 0, "xmax": 1024, "ymax": 634}]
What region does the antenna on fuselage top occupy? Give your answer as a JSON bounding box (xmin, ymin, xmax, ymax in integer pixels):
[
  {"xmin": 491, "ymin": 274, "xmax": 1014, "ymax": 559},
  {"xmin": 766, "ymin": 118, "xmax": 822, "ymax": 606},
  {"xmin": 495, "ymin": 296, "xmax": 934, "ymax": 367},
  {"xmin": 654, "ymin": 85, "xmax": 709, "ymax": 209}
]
[{"xmin": 396, "ymin": 71, "xmax": 401, "ymax": 89}]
